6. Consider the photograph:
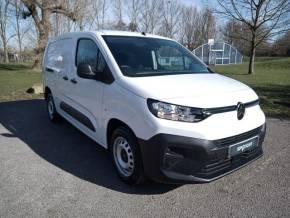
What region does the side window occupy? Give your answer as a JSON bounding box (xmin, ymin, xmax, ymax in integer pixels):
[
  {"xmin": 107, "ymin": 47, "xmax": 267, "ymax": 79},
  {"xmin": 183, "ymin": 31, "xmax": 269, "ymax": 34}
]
[
  {"xmin": 76, "ymin": 39, "xmax": 98, "ymax": 72},
  {"xmin": 46, "ymin": 41, "xmax": 65, "ymax": 68}
]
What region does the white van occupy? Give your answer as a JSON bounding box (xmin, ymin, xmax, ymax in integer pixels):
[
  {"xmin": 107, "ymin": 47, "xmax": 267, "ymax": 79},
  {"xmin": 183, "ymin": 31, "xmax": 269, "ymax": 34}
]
[{"xmin": 43, "ymin": 31, "xmax": 266, "ymax": 184}]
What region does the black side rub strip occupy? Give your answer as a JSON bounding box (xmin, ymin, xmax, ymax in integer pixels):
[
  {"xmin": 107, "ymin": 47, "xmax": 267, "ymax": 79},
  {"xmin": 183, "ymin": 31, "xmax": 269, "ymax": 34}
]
[
  {"xmin": 60, "ymin": 102, "xmax": 96, "ymax": 132},
  {"xmin": 204, "ymin": 99, "xmax": 259, "ymax": 115}
]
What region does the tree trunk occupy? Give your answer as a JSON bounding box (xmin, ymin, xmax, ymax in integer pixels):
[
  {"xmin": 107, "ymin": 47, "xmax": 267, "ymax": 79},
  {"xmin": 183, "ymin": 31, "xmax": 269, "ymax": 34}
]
[
  {"xmin": 248, "ymin": 35, "xmax": 256, "ymax": 75},
  {"xmin": 17, "ymin": 33, "xmax": 22, "ymax": 61},
  {"xmin": 3, "ymin": 41, "xmax": 9, "ymax": 63},
  {"xmin": 31, "ymin": 7, "xmax": 51, "ymax": 69},
  {"xmin": 16, "ymin": 17, "xmax": 22, "ymax": 61},
  {"xmin": 1, "ymin": 32, "xmax": 9, "ymax": 63},
  {"xmin": 248, "ymin": 47, "xmax": 255, "ymax": 75},
  {"xmin": 15, "ymin": 0, "xmax": 22, "ymax": 61}
]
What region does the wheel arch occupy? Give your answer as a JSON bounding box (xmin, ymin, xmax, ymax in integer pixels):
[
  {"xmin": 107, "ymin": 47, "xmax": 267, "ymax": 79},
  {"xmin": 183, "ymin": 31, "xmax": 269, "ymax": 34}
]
[{"xmin": 106, "ymin": 118, "xmax": 137, "ymax": 148}]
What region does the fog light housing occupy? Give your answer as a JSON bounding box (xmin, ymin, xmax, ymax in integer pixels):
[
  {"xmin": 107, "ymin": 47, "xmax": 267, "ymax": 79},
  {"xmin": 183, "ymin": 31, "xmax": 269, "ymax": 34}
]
[{"xmin": 163, "ymin": 147, "xmax": 184, "ymax": 169}]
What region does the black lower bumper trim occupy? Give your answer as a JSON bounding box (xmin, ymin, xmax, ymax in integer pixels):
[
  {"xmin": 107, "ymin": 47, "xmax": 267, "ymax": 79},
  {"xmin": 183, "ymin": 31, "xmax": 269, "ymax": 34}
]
[
  {"xmin": 163, "ymin": 153, "xmax": 263, "ymax": 183},
  {"xmin": 138, "ymin": 124, "xmax": 266, "ymax": 184}
]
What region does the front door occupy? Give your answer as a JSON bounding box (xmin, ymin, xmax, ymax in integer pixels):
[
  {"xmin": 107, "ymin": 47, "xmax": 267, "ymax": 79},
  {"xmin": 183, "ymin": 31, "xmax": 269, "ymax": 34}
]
[{"xmin": 59, "ymin": 37, "xmax": 106, "ymax": 143}]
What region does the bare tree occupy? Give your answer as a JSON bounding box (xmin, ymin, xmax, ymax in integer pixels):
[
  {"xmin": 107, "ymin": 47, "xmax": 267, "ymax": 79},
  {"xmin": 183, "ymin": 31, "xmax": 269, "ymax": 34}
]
[
  {"xmin": 159, "ymin": 0, "xmax": 182, "ymax": 38},
  {"xmin": 112, "ymin": 0, "xmax": 127, "ymax": 30},
  {"xmin": 9, "ymin": 0, "xmax": 31, "ymax": 60},
  {"xmin": 200, "ymin": 7, "xmax": 216, "ymax": 41},
  {"xmin": 0, "ymin": 0, "xmax": 11, "ymax": 63},
  {"xmin": 223, "ymin": 19, "xmax": 251, "ymax": 51},
  {"xmin": 179, "ymin": 6, "xmax": 200, "ymax": 50},
  {"xmin": 179, "ymin": 6, "xmax": 216, "ymax": 50},
  {"xmin": 21, "ymin": 0, "xmax": 78, "ymax": 68},
  {"xmin": 58, "ymin": 0, "xmax": 83, "ymax": 33},
  {"xmin": 223, "ymin": 19, "xmax": 273, "ymax": 56},
  {"xmin": 215, "ymin": 0, "xmax": 290, "ymax": 74},
  {"xmin": 127, "ymin": 0, "xmax": 141, "ymax": 31},
  {"xmin": 140, "ymin": 0, "xmax": 162, "ymax": 34},
  {"xmin": 273, "ymin": 30, "xmax": 290, "ymax": 56},
  {"xmin": 92, "ymin": 0, "xmax": 108, "ymax": 30},
  {"xmin": 71, "ymin": 0, "xmax": 92, "ymax": 31},
  {"xmin": 100, "ymin": 0, "xmax": 108, "ymax": 29},
  {"xmin": 51, "ymin": 12, "xmax": 61, "ymax": 36}
]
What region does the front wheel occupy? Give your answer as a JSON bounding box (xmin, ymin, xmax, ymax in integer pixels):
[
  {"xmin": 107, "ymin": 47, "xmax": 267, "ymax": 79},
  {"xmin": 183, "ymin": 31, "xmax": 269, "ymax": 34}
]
[{"xmin": 110, "ymin": 126, "xmax": 145, "ymax": 184}]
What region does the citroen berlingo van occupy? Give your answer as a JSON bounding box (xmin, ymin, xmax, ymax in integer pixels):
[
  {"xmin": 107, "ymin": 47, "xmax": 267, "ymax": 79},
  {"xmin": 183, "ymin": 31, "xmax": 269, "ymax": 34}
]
[{"xmin": 43, "ymin": 31, "xmax": 266, "ymax": 184}]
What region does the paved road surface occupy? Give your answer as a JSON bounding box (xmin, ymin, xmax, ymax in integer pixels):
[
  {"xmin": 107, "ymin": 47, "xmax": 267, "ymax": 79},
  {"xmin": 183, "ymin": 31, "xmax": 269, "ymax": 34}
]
[{"xmin": 0, "ymin": 100, "xmax": 289, "ymax": 217}]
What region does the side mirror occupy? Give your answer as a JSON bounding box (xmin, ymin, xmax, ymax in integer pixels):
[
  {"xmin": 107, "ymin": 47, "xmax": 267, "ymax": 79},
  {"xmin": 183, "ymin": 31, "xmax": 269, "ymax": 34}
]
[{"xmin": 77, "ymin": 63, "xmax": 97, "ymax": 79}]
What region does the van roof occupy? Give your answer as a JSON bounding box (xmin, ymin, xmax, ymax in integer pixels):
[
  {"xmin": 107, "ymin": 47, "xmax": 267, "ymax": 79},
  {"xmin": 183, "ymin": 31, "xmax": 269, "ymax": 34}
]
[{"xmin": 48, "ymin": 30, "xmax": 172, "ymax": 42}]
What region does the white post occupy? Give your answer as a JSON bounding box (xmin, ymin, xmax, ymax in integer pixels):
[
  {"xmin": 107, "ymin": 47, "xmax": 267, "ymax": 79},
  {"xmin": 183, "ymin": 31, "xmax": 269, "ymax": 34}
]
[
  {"xmin": 235, "ymin": 49, "xmax": 237, "ymax": 64},
  {"xmin": 229, "ymin": 46, "xmax": 232, "ymax": 64},
  {"xmin": 222, "ymin": 43, "xmax": 225, "ymax": 65},
  {"xmin": 201, "ymin": 45, "xmax": 204, "ymax": 63}
]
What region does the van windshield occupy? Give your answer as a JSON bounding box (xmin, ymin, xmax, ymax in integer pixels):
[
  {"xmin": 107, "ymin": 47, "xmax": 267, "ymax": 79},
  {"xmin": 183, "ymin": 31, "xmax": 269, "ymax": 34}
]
[{"xmin": 102, "ymin": 36, "xmax": 211, "ymax": 77}]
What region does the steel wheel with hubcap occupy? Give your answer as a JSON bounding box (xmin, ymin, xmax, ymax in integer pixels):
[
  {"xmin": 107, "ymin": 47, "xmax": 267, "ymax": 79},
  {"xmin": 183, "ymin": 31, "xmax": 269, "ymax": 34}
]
[
  {"xmin": 113, "ymin": 136, "xmax": 135, "ymax": 177},
  {"xmin": 111, "ymin": 126, "xmax": 145, "ymax": 184}
]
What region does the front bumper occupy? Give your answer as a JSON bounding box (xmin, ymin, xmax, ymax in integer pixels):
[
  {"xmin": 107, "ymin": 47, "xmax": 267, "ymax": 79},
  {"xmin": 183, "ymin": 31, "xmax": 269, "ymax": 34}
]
[{"xmin": 138, "ymin": 124, "xmax": 266, "ymax": 184}]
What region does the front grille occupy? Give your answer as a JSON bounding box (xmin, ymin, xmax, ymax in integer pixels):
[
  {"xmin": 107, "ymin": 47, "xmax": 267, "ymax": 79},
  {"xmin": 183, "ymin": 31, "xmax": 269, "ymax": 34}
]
[{"xmin": 214, "ymin": 126, "xmax": 262, "ymax": 148}]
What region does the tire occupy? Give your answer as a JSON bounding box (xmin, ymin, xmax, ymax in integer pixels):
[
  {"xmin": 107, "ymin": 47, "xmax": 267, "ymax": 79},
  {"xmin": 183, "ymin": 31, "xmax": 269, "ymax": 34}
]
[
  {"xmin": 110, "ymin": 126, "xmax": 145, "ymax": 184},
  {"xmin": 46, "ymin": 93, "xmax": 61, "ymax": 123}
]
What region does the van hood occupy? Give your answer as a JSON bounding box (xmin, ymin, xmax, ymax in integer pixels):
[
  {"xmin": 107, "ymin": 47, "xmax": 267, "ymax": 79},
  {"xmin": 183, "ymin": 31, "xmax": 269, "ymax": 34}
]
[{"xmin": 117, "ymin": 73, "xmax": 258, "ymax": 108}]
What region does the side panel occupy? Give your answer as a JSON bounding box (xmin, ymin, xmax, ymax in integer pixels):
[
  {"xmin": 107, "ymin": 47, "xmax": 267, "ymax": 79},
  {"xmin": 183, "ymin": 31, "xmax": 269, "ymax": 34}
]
[{"xmin": 43, "ymin": 38, "xmax": 74, "ymax": 107}]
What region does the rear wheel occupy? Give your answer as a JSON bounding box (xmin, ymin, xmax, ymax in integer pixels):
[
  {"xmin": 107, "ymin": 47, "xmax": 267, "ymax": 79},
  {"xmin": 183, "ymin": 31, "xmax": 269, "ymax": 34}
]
[
  {"xmin": 46, "ymin": 93, "xmax": 61, "ymax": 122},
  {"xmin": 110, "ymin": 126, "xmax": 145, "ymax": 184}
]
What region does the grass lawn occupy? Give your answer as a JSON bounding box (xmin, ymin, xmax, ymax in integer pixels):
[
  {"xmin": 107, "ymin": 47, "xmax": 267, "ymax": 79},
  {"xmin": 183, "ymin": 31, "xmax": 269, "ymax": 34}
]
[
  {"xmin": 0, "ymin": 58, "xmax": 289, "ymax": 118},
  {"xmin": 213, "ymin": 57, "xmax": 290, "ymax": 118},
  {"xmin": 0, "ymin": 62, "xmax": 41, "ymax": 102}
]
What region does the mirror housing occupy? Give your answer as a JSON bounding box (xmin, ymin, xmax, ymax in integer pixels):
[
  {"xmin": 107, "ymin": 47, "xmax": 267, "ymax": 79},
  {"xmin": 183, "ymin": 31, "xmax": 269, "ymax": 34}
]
[{"xmin": 77, "ymin": 63, "xmax": 97, "ymax": 79}]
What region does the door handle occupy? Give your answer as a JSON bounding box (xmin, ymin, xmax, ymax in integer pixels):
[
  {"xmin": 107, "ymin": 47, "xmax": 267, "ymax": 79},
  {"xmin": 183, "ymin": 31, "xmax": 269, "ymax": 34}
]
[
  {"xmin": 62, "ymin": 76, "xmax": 68, "ymax": 81},
  {"xmin": 70, "ymin": 78, "xmax": 77, "ymax": 84},
  {"xmin": 46, "ymin": 67, "xmax": 54, "ymax": 73}
]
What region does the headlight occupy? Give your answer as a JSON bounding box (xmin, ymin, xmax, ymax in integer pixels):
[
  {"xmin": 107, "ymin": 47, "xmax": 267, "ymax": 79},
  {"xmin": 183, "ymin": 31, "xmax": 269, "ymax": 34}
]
[{"xmin": 147, "ymin": 99, "xmax": 211, "ymax": 123}]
